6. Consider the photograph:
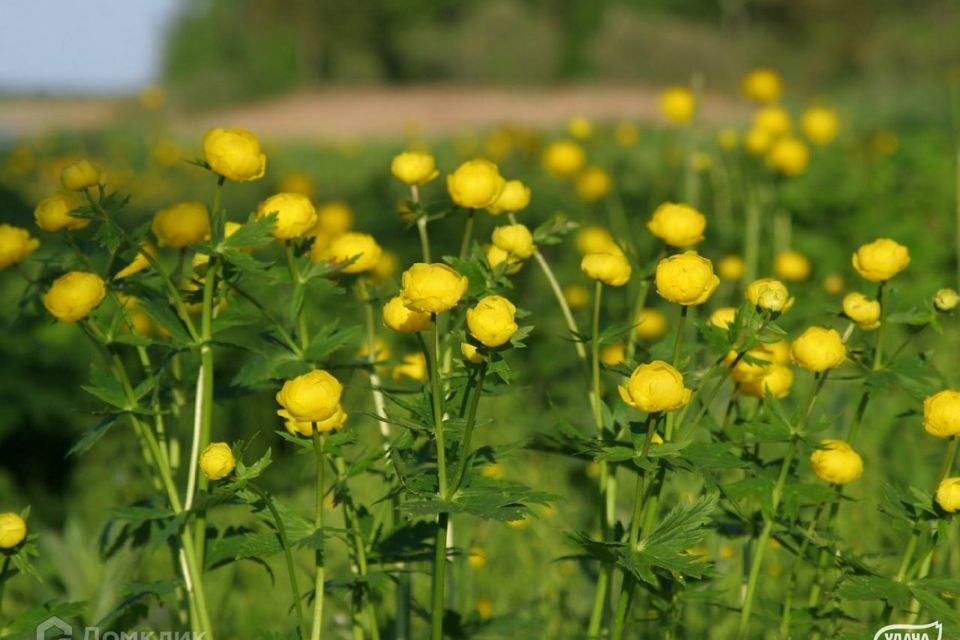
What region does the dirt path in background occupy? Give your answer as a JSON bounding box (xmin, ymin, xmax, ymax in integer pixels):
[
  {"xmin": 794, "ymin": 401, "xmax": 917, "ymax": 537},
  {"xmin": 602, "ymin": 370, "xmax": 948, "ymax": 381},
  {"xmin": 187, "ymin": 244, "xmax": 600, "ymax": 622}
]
[{"xmin": 0, "ymin": 85, "xmax": 744, "ymax": 140}]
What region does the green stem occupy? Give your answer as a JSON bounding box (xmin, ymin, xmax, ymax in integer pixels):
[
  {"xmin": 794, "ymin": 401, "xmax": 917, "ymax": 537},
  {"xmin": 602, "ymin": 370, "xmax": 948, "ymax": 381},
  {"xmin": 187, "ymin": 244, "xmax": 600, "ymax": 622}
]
[
  {"xmin": 673, "ymin": 305, "xmax": 688, "ymax": 367},
  {"xmin": 285, "ymin": 243, "xmax": 310, "ymax": 350},
  {"xmin": 410, "ymin": 184, "xmax": 431, "ymax": 263},
  {"xmin": 0, "ymin": 555, "xmax": 10, "ymax": 625},
  {"xmin": 450, "ymin": 363, "xmax": 489, "ymax": 496},
  {"xmin": 310, "ymin": 430, "xmax": 327, "ymax": 640},
  {"xmin": 874, "ymin": 282, "xmax": 887, "ymax": 370},
  {"xmin": 431, "ymin": 513, "xmax": 450, "ymax": 640},
  {"xmin": 781, "ymin": 503, "xmax": 827, "ymax": 638},
  {"xmin": 192, "ymin": 257, "xmax": 219, "ymax": 570},
  {"xmin": 429, "ymin": 318, "xmax": 450, "ymax": 640},
  {"xmin": 458, "ymin": 209, "xmax": 475, "ymax": 260}
]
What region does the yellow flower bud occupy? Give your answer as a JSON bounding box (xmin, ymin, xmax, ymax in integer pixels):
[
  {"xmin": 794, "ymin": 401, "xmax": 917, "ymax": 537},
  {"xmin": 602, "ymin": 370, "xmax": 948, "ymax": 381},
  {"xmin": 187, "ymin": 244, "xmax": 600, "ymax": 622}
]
[
  {"xmin": 199, "ymin": 442, "xmax": 235, "ymax": 481},
  {"xmin": 44, "ymin": 271, "xmax": 106, "ymax": 323},
  {"xmin": 382, "ymin": 295, "xmax": 432, "ymax": 333},
  {"xmin": 601, "ymin": 343, "xmax": 625, "ymax": 366},
  {"xmin": 810, "ymin": 440, "xmax": 863, "ymax": 485},
  {"xmin": 725, "ymin": 346, "xmax": 774, "ymax": 383},
  {"xmin": 321, "ymin": 232, "xmax": 382, "ymax": 274},
  {"xmin": 485, "ymin": 244, "xmax": 523, "ymax": 275},
  {"xmin": 923, "ymin": 390, "xmax": 960, "ymax": 439},
  {"xmin": 581, "ymin": 252, "xmax": 631, "ymax": 287},
  {"xmin": 34, "ymin": 193, "xmax": 89, "ymax": 232},
  {"xmin": 754, "ymin": 106, "xmax": 792, "ymax": 137},
  {"xmin": 0, "ymin": 512, "xmax": 27, "ymax": 549},
  {"xmin": 575, "ymin": 226, "xmax": 619, "ymax": 256},
  {"xmin": 823, "ymin": 274, "xmax": 844, "ymax": 295},
  {"xmin": 60, "ymin": 159, "xmax": 102, "ymax": 191},
  {"xmin": 0, "ymin": 224, "xmax": 40, "ymax": 270},
  {"xmin": 461, "ymin": 342, "xmax": 484, "ymax": 364},
  {"xmin": 717, "ymin": 128, "xmax": 739, "ymax": 150},
  {"xmin": 655, "ymin": 251, "xmax": 719, "ymax": 306},
  {"xmin": 202, "ymin": 127, "xmax": 266, "ymax": 182},
  {"xmin": 935, "ymin": 477, "xmax": 960, "ymax": 513},
  {"xmin": 446, "ymin": 159, "xmax": 506, "ymax": 209},
  {"xmin": 279, "ymin": 171, "xmax": 316, "ymax": 198},
  {"xmin": 400, "ymin": 263, "xmax": 468, "ymax": 314},
  {"xmin": 487, "ymin": 179, "xmax": 531, "ymax": 215},
  {"xmin": 467, "ymin": 295, "xmax": 518, "ymax": 347},
  {"xmin": 660, "ymin": 86, "xmax": 695, "ymax": 125},
  {"xmin": 542, "ymin": 140, "xmax": 586, "ymax": 178},
  {"xmin": 372, "ymin": 250, "xmax": 398, "ymax": 282},
  {"xmin": 766, "ymin": 340, "xmax": 791, "ymax": 365},
  {"xmin": 717, "ymin": 255, "xmax": 745, "ymax": 281},
  {"xmin": 391, "ymin": 151, "xmax": 439, "ymax": 186},
  {"xmin": 282, "ymin": 404, "xmax": 348, "ymax": 436},
  {"xmin": 744, "ymin": 127, "xmax": 773, "ymax": 156},
  {"xmin": 935, "ymin": 288, "xmax": 959, "ymax": 311},
  {"xmin": 741, "ymin": 68, "xmax": 783, "ymax": 104},
  {"xmin": 851, "ymin": 238, "xmax": 910, "ymax": 282},
  {"xmin": 767, "ymin": 137, "xmax": 810, "ymax": 177},
  {"xmin": 312, "ymin": 201, "xmax": 354, "ymax": 237},
  {"xmin": 646, "ymin": 202, "xmax": 706, "ymax": 247},
  {"xmin": 114, "ymin": 243, "xmax": 154, "ymax": 279},
  {"xmin": 708, "ymin": 307, "xmax": 737, "ymax": 329},
  {"xmin": 151, "ymin": 202, "xmax": 210, "ymax": 248},
  {"xmin": 745, "ymin": 278, "xmax": 794, "ymax": 313},
  {"xmin": 740, "ymin": 364, "xmax": 794, "ymax": 399},
  {"xmin": 773, "ymin": 250, "xmax": 812, "ymax": 282},
  {"xmin": 575, "ymin": 168, "xmax": 612, "ymax": 202},
  {"xmin": 564, "ymin": 284, "xmax": 590, "ymax": 309},
  {"xmin": 276, "ymin": 369, "xmax": 343, "ymax": 422},
  {"xmin": 257, "ymin": 193, "xmax": 318, "ymax": 240},
  {"xmin": 567, "ymin": 115, "xmax": 593, "ymax": 139},
  {"xmin": 492, "ymin": 224, "xmax": 535, "ymax": 259},
  {"xmin": 635, "ymin": 308, "xmax": 668, "ymax": 340},
  {"xmin": 790, "ymin": 327, "xmax": 847, "ymax": 372},
  {"xmin": 842, "ymin": 292, "xmax": 881, "ymax": 330},
  {"xmin": 393, "ymin": 352, "xmax": 428, "ymax": 381},
  {"xmin": 801, "ymin": 106, "xmax": 839, "ymax": 146},
  {"xmin": 619, "ymin": 360, "xmax": 692, "ymax": 413},
  {"xmin": 467, "ymin": 545, "xmax": 488, "ymax": 569}
]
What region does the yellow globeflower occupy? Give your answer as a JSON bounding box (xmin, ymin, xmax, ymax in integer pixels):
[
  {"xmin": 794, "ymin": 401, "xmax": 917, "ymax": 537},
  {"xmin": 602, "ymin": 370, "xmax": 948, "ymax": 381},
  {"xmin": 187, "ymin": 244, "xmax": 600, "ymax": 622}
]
[
  {"xmin": 581, "ymin": 252, "xmax": 631, "ymax": 287},
  {"xmin": 202, "ymin": 127, "xmax": 266, "ymax": 182},
  {"xmin": 461, "ymin": 342, "xmax": 484, "ymax": 364},
  {"xmin": 823, "ymin": 274, "xmax": 844, "ymax": 295},
  {"xmin": 34, "ymin": 193, "xmax": 89, "ymax": 232},
  {"xmin": 635, "ymin": 308, "xmax": 668, "ymax": 340},
  {"xmin": 717, "ymin": 128, "xmax": 739, "ymax": 150},
  {"xmin": 655, "ymin": 252, "xmax": 719, "ymax": 306},
  {"xmin": 199, "ymin": 442, "xmax": 235, "ymax": 481},
  {"xmin": 372, "ymin": 250, "xmax": 399, "ymax": 282},
  {"xmin": 44, "ymin": 271, "xmax": 107, "ymax": 323},
  {"xmin": 575, "ymin": 226, "xmax": 619, "ymax": 256},
  {"xmin": 391, "ymin": 151, "xmax": 439, "ymax": 186},
  {"xmin": 601, "ymin": 343, "xmax": 626, "ymax": 366},
  {"xmin": 745, "ymin": 278, "xmax": 794, "ymax": 313},
  {"xmin": 488, "ymin": 179, "xmax": 531, "ymax": 215},
  {"xmin": 382, "ymin": 295, "xmax": 432, "ymax": 333},
  {"xmin": 725, "ymin": 346, "xmax": 774, "ymax": 383},
  {"xmin": 152, "ymin": 202, "xmax": 210, "ymax": 248},
  {"xmin": 564, "ymin": 285, "xmax": 590, "ymax": 309},
  {"xmin": 541, "ymin": 140, "xmax": 586, "ymax": 178},
  {"xmin": 842, "ymin": 292, "xmax": 881, "ymax": 330},
  {"xmin": 851, "ymin": 238, "xmax": 910, "ymax": 282},
  {"xmin": 754, "ymin": 106, "xmax": 792, "ymax": 137},
  {"xmin": 810, "ymin": 440, "xmax": 863, "ymax": 485},
  {"xmin": 400, "ymin": 263, "xmax": 468, "ymax": 314},
  {"xmin": 257, "ymin": 193, "xmax": 318, "ymax": 240},
  {"xmin": 282, "ymin": 404, "xmax": 348, "ymax": 436},
  {"xmin": 740, "ymin": 364, "xmax": 794, "ymax": 399},
  {"xmin": 646, "ymin": 202, "xmax": 706, "ymax": 247},
  {"xmin": 279, "ymin": 171, "xmax": 316, "ymax": 198},
  {"xmin": 708, "ymin": 307, "xmax": 737, "ymax": 329},
  {"xmin": 567, "ymin": 115, "xmax": 593, "ymax": 139},
  {"xmin": 935, "ymin": 288, "xmax": 960, "ymax": 312},
  {"xmin": 619, "ymin": 360, "xmax": 692, "ymax": 412},
  {"xmin": 60, "ymin": 159, "xmax": 102, "ymax": 191},
  {"xmin": 393, "ymin": 352, "xmax": 428, "ymax": 382},
  {"xmin": 717, "ymin": 255, "xmax": 745, "ymax": 281},
  {"xmin": 114, "ymin": 243, "xmax": 154, "ymax": 279},
  {"xmin": 492, "ymin": 224, "xmax": 535, "ymax": 259},
  {"xmin": 773, "ymin": 250, "xmax": 812, "ymax": 281},
  {"xmin": 936, "ymin": 478, "xmax": 960, "ymax": 513},
  {"xmin": 744, "ymin": 127, "xmax": 773, "ymax": 156},
  {"xmin": 790, "ymin": 327, "xmax": 847, "ymax": 372},
  {"xmin": 276, "ymin": 369, "xmax": 343, "ymax": 423},
  {"xmin": 923, "ymin": 390, "xmax": 960, "ymax": 439},
  {"xmin": 741, "ymin": 68, "xmax": 783, "ymax": 103},
  {"xmin": 0, "ymin": 224, "xmax": 40, "ymax": 270},
  {"xmin": 768, "ymin": 137, "xmax": 810, "ymax": 176},
  {"xmin": 575, "ymin": 168, "xmax": 612, "ymax": 202},
  {"xmin": 467, "ymin": 295, "xmax": 519, "ymax": 347},
  {"xmin": 447, "ymin": 159, "xmax": 506, "ymax": 209},
  {"xmin": 477, "ymin": 597, "xmax": 493, "ymax": 621},
  {"xmin": 766, "ymin": 340, "xmax": 791, "ymax": 365},
  {"xmin": 801, "ymin": 106, "xmax": 839, "ymax": 146},
  {"xmin": 312, "ymin": 201, "xmax": 354, "ymax": 237},
  {"xmin": 485, "ymin": 245, "xmax": 523, "ymax": 275},
  {"xmin": 321, "ymin": 232, "xmax": 382, "ymax": 274},
  {"xmin": 0, "ymin": 512, "xmax": 27, "ymax": 549},
  {"xmin": 660, "ymin": 86, "xmax": 695, "ymax": 125}
]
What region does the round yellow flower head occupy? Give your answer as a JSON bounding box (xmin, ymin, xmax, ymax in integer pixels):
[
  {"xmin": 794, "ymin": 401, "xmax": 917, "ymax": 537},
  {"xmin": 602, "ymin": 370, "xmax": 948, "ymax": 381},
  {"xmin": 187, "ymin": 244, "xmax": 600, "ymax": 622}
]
[
  {"xmin": 202, "ymin": 127, "xmax": 266, "ymax": 182},
  {"xmin": 61, "ymin": 159, "xmax": 102, "ymax": 191},
  {"xmin": 461, "ymin": 342, "xmax": 484, "ymax": 364},
  {"xmin": 447, "ymin": 159, "xmax": 506, "ymax": 209},
  {"xmin": 635, "ymin": 308, "xmax": 668, "ymax": 340},
  {"xmin": 852, "ymin": 238, "xmax": 910, "ymax": 282},
  {"xmin": 935, "ymin": 288, "xmax": 960, "ymax": 312},
  {"xmin": 467, "ymin": 295, "xmax": 519, "ymax": 347},
  {"xmin": 321, "ymin": 232, "xmax": 382, "ymax": 274},
  {"xmin": 372, "ymin": 250, "xmax": 398, "ymax": 282},
  {"xmin": 541, "ymin": 140, "xmax": 586, "ymax": 178},
  {"xmin": 492, "ymin": 224, "xmax": 535, "ymax": 259},
  {"xmin": 717, "ymin": 128, "xmax": 739, "ymax": 150},
  {"xmin": 619, "ymin": 360, "xmax": 692, "ymax": 413},
  {"xmin": 382, "ymin": 295, "xmax": 432, "ymax": 333},
  {"xmin": 488, "ymin": 179, "xmax": 531, "ymax": 215},
  {"xmin": 766, "ymin": 340, "xmax": 791, "ymax": 365},
  {"xmin": 151, "ymin": 202, "xmax": 210, "ymax": 248},
  {"xmin": 923, "ymin": 390, "xmax": 960, "ymax": 439},
  {"xmin": 810, "ymin": 440, "xmax": 863, "ymax": 485},
  {"xmin": 773, "ymin": 250, "xmax": 812, "ymax": 281},
  {"xmin": 257, "ymin": 192, "xmax": 318, "ymax": 240},
  {"xmin": 276, "ymin": 369, "xmax": 344, "ymax": 422},
  {"xmin": 660, "ymin": 86, "xmax": 695, "ymax": 125},
  {"xmin": 717, "ymin": 255, "xmax": 745, "ymax": 281},
  {"xmin": 391, "ymin": 151, "xmax": 439, "ymax": 186},
  {"xmin": 741, "ymin": 68, "xmax": 783, "ymax": 103},
  {"xmin": 393, "ymin": 352, "xmax": 428, "ymax": 382},
  {"xmin": 655, "ymin": 252, "xmax": 720, "ymax": 306},
  {"xmin": 745, "ymin": 278, "xmax": 794, "ymax": 313},
  {"xmin": 615, "ymin": 122, "xmax": 640, "ymax": 147},
  {"xmin": 601, "ymin": 343, "xmax": 626, "ymax": 366},
  {"xmin": 767, "ymin": 137, "xmax": 810, "ymax": 177},
  {"xmin": 564, "ymin": 284, "xmax": 590, "ymax": 309},
  {"xmin": 0, "ymin": 512, "xmax": 27, "ymax": 549},
  {"xmin": 567, "ymin": 115, "xmax": 593, "ymax": 139},
  {"xmin": 34, "ymin": 193, "xmax": 88, "ymax": 232},
  {"xmin": 754, "ymin": 106, "xmax": 792, "ymax": 137},
  {"xmin": 708, "ymin": 307, "xmax": 737, "ymax": 329},
  {"xmin": 485, "ymin": 244, "xmax": 523, "ymax": 275},
  {"xmin": 44, "ymin": 271, "xmax": 107, "ymax": 323},
  {"xmin": 575, "ymin": 226, "xmax": 619, "ymax": 256},
  {"xmin": 790, "ymin": 327, "xmax": 847, "ymax": 372},
  {"xmin": 725, "ymin": 346, "xmax": 774, "ymax": 383},
  {"xmin": 581, "ymin": 252, "xmax": 631, "ymax": 287},
  {"xmin": 400, "ymin": 263, "xmax": 468, "ymax": 314},
  {"xmin": 842, "ymin": 292, "xmax": 881, "ymax": 330},
  {"xmin": 575, "ymin": 168, "xmax": 612, "ymax": 202},
  {"xmin": 740, "ymin": 364, "xmax": 794, "ymax": 399},
  {"xmin": 744, "ymin": 127, "xmax": 773, "ymax": 156},
  {"xmin": 0, "ymin": 224, "xmax": 40, "ymax": 270},
  {"xmin": 199, "ymin": 442, "xmax": 235, "ymax": 481},
  {"xmin": 312, "ymin": 201, "xmax": 354, "ymax": 237},
  {"xmin": 114, "ymin": 243, "xmax": 154, "ymax": 280},
  {"xmin": 646, "ymin": 202, "xmax": 707, "ymax": 247},
  {"xmin": 936, "ymin": 478, "xmax": 960, "ymax": 513},
  {"xmin": 282, "ymin": 404, "xmax": 348, "ymax": 437},
  {"xmin": 801, "ymin": 106, "xmax": 839, "ymax": 146},
  {"xmin": 279, "ymin": 171, "xmax": 316, "ymax": 198}
]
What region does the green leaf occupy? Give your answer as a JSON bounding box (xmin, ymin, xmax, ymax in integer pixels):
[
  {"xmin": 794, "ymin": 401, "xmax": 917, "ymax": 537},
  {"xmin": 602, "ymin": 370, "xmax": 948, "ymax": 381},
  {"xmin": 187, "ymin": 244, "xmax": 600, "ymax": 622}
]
[
  {"xmin": 839, "ymin": 575, "xmax": 911, "ymax": 606},
  {"xmin": 82, "ymin": 366, "xmax": 130, "ymax": 410},
  {"xmin": 67, "ymin": 415, "xmax": 120, "ymax": 457},
  {"xmin": 222, "ymin": 213, "xmax": 277, "ymax": 250}
]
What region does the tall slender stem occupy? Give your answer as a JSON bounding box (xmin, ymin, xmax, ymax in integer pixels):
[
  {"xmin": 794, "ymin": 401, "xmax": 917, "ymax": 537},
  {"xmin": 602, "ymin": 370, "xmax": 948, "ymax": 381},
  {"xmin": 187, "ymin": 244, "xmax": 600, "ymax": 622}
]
[
  {"xmin": 458, "ymin": 209, "xmax": 476, "ymax": 260},
  {"xmin": 411, "ymin": 185, "xmax": 431, "ymax": 263},
  {"xmin": 673, "ymin": 305, "xmax": 688, "ymax": 367},
  {"xmin": 0, "ymin": 555, "xmax": 10, "ymax": 625},
  {"xmin": 451, "ymin": 363, "xmax": 489, "ymax": 495},
  {"xmin": 429, "ymin": 318, "xmax": 450, "ymax": 640},
  {"xmin": 873, "ymin": 282, "xmax": 887, "ymax": 370},
  {"xmin": 310, "ymin": 430, "xmax": 327, "ymax": 640}
]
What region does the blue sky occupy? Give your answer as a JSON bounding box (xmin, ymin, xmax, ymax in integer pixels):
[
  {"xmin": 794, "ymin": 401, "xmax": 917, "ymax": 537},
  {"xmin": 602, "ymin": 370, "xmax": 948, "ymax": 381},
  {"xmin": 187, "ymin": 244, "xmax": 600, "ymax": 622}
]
[{"xmin": 0, "ymin": 0, "xmax": 182, "ymax": 93}]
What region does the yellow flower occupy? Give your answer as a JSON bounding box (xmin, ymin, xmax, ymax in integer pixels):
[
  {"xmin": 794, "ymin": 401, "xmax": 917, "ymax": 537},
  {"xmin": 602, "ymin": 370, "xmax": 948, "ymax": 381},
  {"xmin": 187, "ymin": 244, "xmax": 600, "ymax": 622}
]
[
  {"xmin": 581, "ymin": 252, "xmax": 631, "ymax": 287},
  {"xmin": 320, "ymin": 232, "xmax": 382, "ymax": 274},
  {"xmin": 0, "ymin": 224, "xmax": 40, "ymax": 270},
  {"xmin": 468, "ymin": 545, "xmax": 488, "ymax": 569},
  {"xmin": 646, "ymin": 202, "xmax": 706, "ymax": 247},
  {"xmin": 660, "ymin": 86, "xmax": 695, "ymax": 124},
  {"xmin": 383, "ymin": 295, "xmax": 432, "ymax": 333},
  {"xmin": 114, "ymin": 243, "xmax": 154, "ymax": 279},
  {"xmin": 741, "ymin": 68, "xmax": 783, "ymax": 103},
  {"xmin": 744, "ymin": 127, "xmax": 773, "ymax": 156},
  {"xmin": 810, "ymin": 440, "xmax": 863, "ymax": 485},
  {"xmin": 202, "ymin": 127, "xmax": 266, "ymax": 182},
  {"xmin": 823, "ymin": 274, "xmax": 844, "ymax": 295},
  {"xmin": 615, "ymin": 122, "xmax": 640, "ymax": 147},
  {"xmin": 575, "ymin": 226, "xmax": 619, "ymax": 256},
  {"xmin": 542, "ymin": 140, "xmax": 586, "ymax": 178},
  {"xmin": 199, "ymin": 442, "xmax": 235, "ymax": 481},
  {"xmin": 936, "ymin": 478, "xmax": 960, "ymax": 513},
  {"xmin": 44, "ymin": 271, "xmax": 107, "ymax": 323},
  {"xmin": 923, "ymin": 390, "xmax": 960, "ymax": 439},
  {"xmin": 802, "ymin": 106, "xmax": 839, "ymax": 145},
  {"xmin": 257, "ymin": 193, "xmax": 318, "ymax": 240},
  {"xmin": 372, "ymin": 250, "xmax": 399, "ymax": 282},
  {"xmin": 312, "ymin": 201, "xmax": 354, "ymax": 237},
  {"xmin": 34, "ymin": 193, "xmax": 89, "ymax": 232},
  {"xmin": 635, "ymin": 308, "xmax": 668, "ymax": 340},
  {"xmin": 708, "ymin": 307, "xmax": 737, "ymax": 329},
  {"xmin": 151, "ymin": 202, "xmax": 210, "ymax": 248},
  {"xmin": 393, "ymin": 352, "xmax": 428, "ymax": 381},
  {"xmin": 773, "ymin": 250, "xmax": 812, "ymax": 281},
  {"xmin": 391, "ymin": 151, "xmax": 439, "ymax": 186},
  {"xmin": 725, "ymin": 346, "xmax": 775, "ymax": 383},
  {"xmin": 492, "ymin": 224, "xmax": 535, "ymax": 259},
  {"xmin": 564, "ymin": 285, "xmax": 590, "ymax": 309},
  {"xmin": 575, "ymin": 168, "xmax": 612, "ymax": 202},
  {"xmin": 276, "ymin": 370, "xmax": 344, "ymax": 422},
  {"xmin": 753, "ymin": 106, "xmax": 792, "ymax": 137},
  {"xmin": 477, "ymin": 597, "xmax": 493, "ymax": 621},
  {"xmin": 717, "ymin": 128, "xmax": 739, "ymax": 150},
  {"xmin": 567, "ymin": 115, "xmax": 593, "ymax": 139},
  {"xmin": 447, "ymin": 159, "xmax": 506, "ymax": 209},
  {"xmin": 487, "ymin": 179, "xmax": 531, "ymax": 215},
  {"xmin": 655, "ymin": 251, "xmax": 719, "ymax": 306},
  {"xmin": 745, "ymin": 278, "xmax": 794, "ymax": 313},
  {"xmin": 601, "ymin": 343, "xmax": 625, "ymax": 366},
  {"xmin": 619, "ymin": 360, "xmax": 692, "ymax": 413},
  {"xmin": 767, "ymin": 137, "xmax": 810, "ymax": 177},
  {"xmin": 766, "ymin": 340, "xmax": 791, "ymax": 365},
  {"xmin": 357, "ymin": 338, "xmax": 391, "ymax": 362},
  {"xmin": 400, "ymin": 263, "xmax": 468, "ymax": 314},
  {"xmin": 717, "ymin": 255, "xmax": 745, "ymax": 281},
  {"xmin": 467, "ymin": 295, "xmax": 519, "ymax": 347},
  {"xmin": 60, "ymin": 159, "xmax": 102, "ymax": 191},
  {"xmin": 740, "ymin": 364, "xmax": 794, "ymax": 399},
  {"xmin": 461, "ymin": 342, "xmax": 484, "ymax": 364},
  {"xmin": 282, "ymin": 405, "xmax": 348, "ymax": 436},
  {"xmin": 852, "ymin": 238, "xmax": 910, "ymax": 282},
  {"xmin": 790, "ymin": 327, "xmax": 847, "ymax": 372},
  {"xmin": 935, "ymin": 288, "xmax": 959, "ymax": 312},
  {"xmin": 0, "ymin": 512, "xmax": 27, "ymax": 549},
  {"xmin": 842, "ymin": 292, "xmax": 881, "ymax": 330},
  {"xmin": 485, "ymin": 245, "xmax": 523, "ymax": 275},
  {"xmin": 279, "ymin": 171, "xmax": 316, "ymax": 198},
  {"xmin": 117, "ymin": 295, "xmax": 153, "ymax": 336}
]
